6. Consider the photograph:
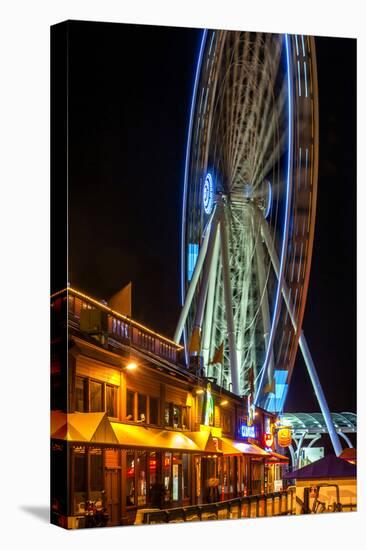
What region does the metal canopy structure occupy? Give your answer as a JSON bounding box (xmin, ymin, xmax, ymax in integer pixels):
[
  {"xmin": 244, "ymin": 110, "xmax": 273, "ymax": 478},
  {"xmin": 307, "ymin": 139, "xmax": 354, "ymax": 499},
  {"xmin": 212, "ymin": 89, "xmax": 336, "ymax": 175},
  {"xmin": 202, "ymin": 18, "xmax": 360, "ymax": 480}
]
[
  {"xmin": 279, "ymin": 412, "xmax": 357, "ymax": 469},
  {"xmin": 280, "ymin": 412, "xmax": 357, "ymax": 433},
  {"xmin": 175, "ymin": 29, "xmax": 345, "ymax": 457}
]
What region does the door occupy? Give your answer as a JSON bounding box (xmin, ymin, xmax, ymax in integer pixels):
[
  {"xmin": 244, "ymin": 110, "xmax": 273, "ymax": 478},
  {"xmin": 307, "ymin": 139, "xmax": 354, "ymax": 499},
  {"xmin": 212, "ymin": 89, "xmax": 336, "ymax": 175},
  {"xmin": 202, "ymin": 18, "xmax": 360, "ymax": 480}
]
[{"xmin": 105, "ymin": 469, "xmax": 121, "ymax": 526}]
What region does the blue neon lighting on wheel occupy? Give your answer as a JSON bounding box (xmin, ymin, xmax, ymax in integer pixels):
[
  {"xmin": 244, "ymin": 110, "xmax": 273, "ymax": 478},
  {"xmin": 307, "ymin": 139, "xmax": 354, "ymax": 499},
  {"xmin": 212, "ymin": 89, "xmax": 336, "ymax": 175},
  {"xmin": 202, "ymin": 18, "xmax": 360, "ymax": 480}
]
[
  {"xmin": 203, "ymin": 172, "xmax": 214, "ymax": 215},
  {"xmin": 255, "ymin": 34, "xmax": 293, "ymax": 411},
  {"xmin": 187, "ymin": 243, "xmax": 199, "ymax": 281},
  {"xmin": 264, "ymin": 180, "xmax": 272, "ymax": 219},
  {"xmin": 180, "ymin": 29, "xmax": 208, "ymax": 360}
]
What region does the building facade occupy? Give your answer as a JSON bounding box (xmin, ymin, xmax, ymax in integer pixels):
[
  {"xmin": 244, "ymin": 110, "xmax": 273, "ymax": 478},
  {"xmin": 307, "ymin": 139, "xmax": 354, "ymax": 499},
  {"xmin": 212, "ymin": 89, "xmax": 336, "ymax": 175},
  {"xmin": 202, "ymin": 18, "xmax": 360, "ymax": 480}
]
[{"xmin": 51, "ymin": 287, "xmax": 287, "ymax": 528}]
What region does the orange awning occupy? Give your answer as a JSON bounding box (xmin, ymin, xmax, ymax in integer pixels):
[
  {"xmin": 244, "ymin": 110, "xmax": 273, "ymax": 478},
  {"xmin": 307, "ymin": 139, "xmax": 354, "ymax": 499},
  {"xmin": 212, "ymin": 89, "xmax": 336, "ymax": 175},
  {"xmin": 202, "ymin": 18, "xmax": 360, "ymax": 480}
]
[
  {"xmin": 220, "ymin": 438, "xmax": 269, "ymax": 456},
  {"xmin": 111, "ymin": 422, "xmax": 202, "ymax": 452},
  {"xmin": 265, "ymin": 451, "xmax": 289, "ymax": 464},
  {"xmin": 51, "ymin": 411, "xmax": 119, "ymax": 444}
]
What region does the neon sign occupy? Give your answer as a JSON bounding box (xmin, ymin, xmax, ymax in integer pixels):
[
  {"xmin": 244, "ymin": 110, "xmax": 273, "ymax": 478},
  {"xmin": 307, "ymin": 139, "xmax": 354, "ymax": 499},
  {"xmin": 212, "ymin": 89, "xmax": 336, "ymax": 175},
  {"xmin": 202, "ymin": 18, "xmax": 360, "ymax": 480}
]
[
  {"xmin": 203, "ymin": 382, "xmax": 214, "ymax": 426},
  {"xmin": 240, "ymin": 424, "xmax": 256, "ymax": 438}
]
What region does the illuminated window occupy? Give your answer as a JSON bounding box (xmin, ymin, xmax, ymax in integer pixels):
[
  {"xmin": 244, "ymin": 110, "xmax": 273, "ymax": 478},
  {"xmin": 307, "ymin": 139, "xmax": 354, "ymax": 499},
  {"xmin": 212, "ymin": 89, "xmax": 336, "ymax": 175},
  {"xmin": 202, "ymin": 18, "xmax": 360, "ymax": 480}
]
[
  {"xmin": 75, "ymin": 376, "xmax": 86, "ymax": 412},
  {"xmin": 126, "ymin": 390, "xmax": 134, "ymax": 419},
  {"xmin": 126, "ymin": 451, "xmax": 135, "ymax": 506},
  {"xmin": 106, "ymin": 384, "xmax": 117, "ymax": 417},
  {"xmin": 90, "ymin": 448, "xmax": 103, "ymax": 492},
  {"xmin": 149, "ymin": 397, "xmax": 159, "ymax": 425},
  {"xmin": 138, "ymin": 394, "xmax": 147, "ymax": 422},
  {"xmin": 165, "ymin": 403, "xmax": 189, "ymax": 429},
  {"xmin": 89, "ymin": 380, "xmax": 103, "ymax": 412}
]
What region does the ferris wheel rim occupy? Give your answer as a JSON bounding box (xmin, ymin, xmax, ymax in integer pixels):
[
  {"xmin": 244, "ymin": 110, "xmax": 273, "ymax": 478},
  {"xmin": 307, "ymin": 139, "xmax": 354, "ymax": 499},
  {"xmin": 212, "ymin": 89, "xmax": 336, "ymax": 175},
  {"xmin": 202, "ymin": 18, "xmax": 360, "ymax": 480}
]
[{"xmin": 179, "ymin": 30, "xmax": 319, "ymax": 409}]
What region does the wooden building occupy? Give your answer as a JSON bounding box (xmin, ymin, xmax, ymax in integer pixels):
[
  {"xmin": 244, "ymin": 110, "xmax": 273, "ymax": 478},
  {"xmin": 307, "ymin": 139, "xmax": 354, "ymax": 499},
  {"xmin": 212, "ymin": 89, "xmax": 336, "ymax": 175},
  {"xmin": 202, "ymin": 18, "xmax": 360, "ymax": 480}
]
[{"xmin": 51, "ymin": 287, "xmax": 287, "ymax": 529}]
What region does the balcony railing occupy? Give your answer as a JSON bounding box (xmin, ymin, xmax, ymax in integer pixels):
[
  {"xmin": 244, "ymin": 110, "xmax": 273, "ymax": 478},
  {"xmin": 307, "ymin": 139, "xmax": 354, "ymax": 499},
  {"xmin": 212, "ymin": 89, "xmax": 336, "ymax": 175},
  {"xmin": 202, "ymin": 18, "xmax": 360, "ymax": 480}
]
[{"xmin": 64, "ymin": 289, "xmax": 181, "ymax": 364}]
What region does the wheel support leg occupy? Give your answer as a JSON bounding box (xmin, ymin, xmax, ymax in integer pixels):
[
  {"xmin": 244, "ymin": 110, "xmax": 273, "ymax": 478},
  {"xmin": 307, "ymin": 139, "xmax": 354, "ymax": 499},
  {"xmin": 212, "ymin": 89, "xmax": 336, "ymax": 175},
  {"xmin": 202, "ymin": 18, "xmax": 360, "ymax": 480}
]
[
  {"xmin": 260, "ymin": 216, "xmax": 343, "ymax": 457},
  {"xmin": 219, "ymin": 202, "xmax": 240, "ymax": 395}
]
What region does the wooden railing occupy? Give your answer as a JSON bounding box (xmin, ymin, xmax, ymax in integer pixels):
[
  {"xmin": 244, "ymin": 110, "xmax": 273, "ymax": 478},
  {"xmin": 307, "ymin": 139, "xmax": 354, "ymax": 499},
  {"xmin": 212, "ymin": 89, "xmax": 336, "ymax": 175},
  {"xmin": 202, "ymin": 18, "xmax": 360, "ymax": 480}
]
[{"xmin": 142, "ymin": 490, "xmax": 295, "ymax": 524}]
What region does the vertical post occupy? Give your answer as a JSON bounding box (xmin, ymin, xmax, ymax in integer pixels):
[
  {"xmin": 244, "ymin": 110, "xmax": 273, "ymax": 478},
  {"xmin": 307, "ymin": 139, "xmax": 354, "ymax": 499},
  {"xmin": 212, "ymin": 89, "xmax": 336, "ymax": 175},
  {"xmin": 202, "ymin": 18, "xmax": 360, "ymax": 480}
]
[{"xmin": 219, "ymin": 202, "xmax": 240, "ymax": 395}]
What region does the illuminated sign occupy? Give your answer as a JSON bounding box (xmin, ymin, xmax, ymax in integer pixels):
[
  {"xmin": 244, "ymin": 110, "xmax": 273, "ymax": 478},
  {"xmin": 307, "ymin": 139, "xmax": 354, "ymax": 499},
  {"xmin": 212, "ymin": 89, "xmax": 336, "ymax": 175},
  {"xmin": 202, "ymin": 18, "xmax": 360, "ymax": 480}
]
[
  {"xmin": 264, "ymin": 433, "xmax": 274, "ymax": 447},
  {"xmin": 203, "ymin": 383, "xmax": 214, "ymax": 426},
  {"xmin": 240, "ymin": 424, "xmax": 256, "ymax": 438},
  {"xmin": 203, "ymin": 173, "xmax": 214, "ymax": 215},
  {"xmin": 277, "ymin": 427, "xmax": 292, "ymax": 447}
]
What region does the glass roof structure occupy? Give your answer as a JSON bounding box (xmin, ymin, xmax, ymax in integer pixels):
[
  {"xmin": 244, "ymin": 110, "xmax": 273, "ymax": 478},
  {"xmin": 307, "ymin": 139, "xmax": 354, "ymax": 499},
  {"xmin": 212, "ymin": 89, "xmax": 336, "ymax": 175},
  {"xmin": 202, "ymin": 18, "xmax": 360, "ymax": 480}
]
[{"xmin": 279, "ymin": 412, "xmax": 357, "ymax": 433}]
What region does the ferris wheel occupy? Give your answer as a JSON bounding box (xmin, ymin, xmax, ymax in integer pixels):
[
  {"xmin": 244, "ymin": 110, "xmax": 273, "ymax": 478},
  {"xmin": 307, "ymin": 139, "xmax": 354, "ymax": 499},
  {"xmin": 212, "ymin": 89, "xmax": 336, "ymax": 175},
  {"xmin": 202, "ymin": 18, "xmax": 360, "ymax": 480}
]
[{"xmin": 175, "ymin": 30, "xmax": 323, "ymax": 413}]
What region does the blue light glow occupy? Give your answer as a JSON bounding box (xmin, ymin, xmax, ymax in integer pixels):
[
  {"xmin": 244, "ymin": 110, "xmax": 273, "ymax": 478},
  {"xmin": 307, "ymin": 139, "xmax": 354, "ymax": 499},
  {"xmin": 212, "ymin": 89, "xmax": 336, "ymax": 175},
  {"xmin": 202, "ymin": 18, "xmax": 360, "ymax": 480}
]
[
  {"xmin": 180, "ymin": 29, "xmax": 208, "ymax": 361},
  {"xmin": 255, "ymin": 34, "xmax": 293, "ymax": 411},
  {"xmin": 266, "ymin": 370, "xmax": 289, "ymax": 412},
  {"xmin": 264, "ymin": 180, "xmax": 272, "ymax": 219},
  {"xmin": 203, "ymin": 172, "xmax": 214, "ymax": 214},
  {"xmin": 187, "ymin": 243, "xmax": 199, "ymax": 281},
  {"xmin": 240, "ymin": 424, "xmax": 256, "ymax": 438}
]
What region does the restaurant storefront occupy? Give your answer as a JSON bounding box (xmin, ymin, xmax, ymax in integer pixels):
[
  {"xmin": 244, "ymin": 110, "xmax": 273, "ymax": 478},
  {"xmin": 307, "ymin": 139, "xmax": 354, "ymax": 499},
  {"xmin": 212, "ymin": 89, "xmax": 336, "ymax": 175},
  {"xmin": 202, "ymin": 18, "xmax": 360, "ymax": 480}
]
[{"xmin": 51, "ymin": 411, "xmax": 287, "ymax": 528}]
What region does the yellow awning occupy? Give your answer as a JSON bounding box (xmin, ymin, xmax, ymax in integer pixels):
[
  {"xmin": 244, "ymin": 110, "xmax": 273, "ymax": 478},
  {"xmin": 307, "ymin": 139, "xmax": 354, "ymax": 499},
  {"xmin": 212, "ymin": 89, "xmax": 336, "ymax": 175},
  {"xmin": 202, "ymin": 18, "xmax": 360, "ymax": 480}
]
[
  {"xmin": 265, "ymin": 451, "xmax": 289, "ymax": 463},
  {"xmin": 51, "ymin": 411, "xmax": 119, "ymax": 444},
  {"xmin": 111, "ymin": 423, "xmax": 201, "ymax": 452},
  {"xmin": 220, "ymin": 438, "xmax": 269, "ymax": 456},
  {"xmin": 183, "ymin": 431, "xmax": 222, "ymax": 453}
]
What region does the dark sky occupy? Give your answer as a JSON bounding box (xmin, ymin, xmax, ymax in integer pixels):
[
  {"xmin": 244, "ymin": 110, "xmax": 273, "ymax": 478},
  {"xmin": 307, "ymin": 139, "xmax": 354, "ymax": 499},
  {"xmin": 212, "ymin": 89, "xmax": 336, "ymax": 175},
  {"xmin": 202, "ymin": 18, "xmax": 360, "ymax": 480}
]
[{"xmin": 67, "ymin": 21, "xmax": 356, "ymax": 413}]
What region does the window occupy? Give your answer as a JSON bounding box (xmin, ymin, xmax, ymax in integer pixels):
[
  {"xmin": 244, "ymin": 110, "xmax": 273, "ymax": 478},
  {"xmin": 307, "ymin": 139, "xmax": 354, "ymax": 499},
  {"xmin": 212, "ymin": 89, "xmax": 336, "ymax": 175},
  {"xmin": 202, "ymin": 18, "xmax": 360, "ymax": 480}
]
[
  {"xmin": 136, "ymin": 451, "xmax": 147, "ymax": 506},
  {"xmin": 221, "ymin": 410, "xmax": 232, "ymax": 434},
  {"xmin": 164, "ymin": 404, "xmax": 171, "ymax": 426},
  {"xmin": 90, "ymin": 448, "xmax": 103, "ymax": 492},
  {"xmin": 138, "ymin": 394, "xmax": 147, "ymax": 422},
  {"xmin": 75, "ymin": 376, "xmax": 86, "ymax": 412},
  {"xmin": 165, "ymin": 403, "xmax": 190, "ymax": 429},
  {"xmin": 89, "ymin": 380, "xmax": 103, "ymax": 412},
  {"xmin": 126, "ymin": 390, "xmax": 134, "ymax": 419},
  {"xmin": 172, "ymin": 405, "xmax": 181, "ymax": 429},
  {"xmin": 183, "ymin": 454, "xmax": 190, "ymax": 498},
  {"xmin": 73, "ymin": 446, "xmax": 86, "ymax": 514},
  {"xmin": 106, "ymin": 384, "xmax": 117, "ymax": 417},
  {"xmin": 149, "ymin": 397, "xmax": 159, "ymax": 425},
  {"xmin": 126, "ymin": 451, "xmax": 135, "ymax": 506}
]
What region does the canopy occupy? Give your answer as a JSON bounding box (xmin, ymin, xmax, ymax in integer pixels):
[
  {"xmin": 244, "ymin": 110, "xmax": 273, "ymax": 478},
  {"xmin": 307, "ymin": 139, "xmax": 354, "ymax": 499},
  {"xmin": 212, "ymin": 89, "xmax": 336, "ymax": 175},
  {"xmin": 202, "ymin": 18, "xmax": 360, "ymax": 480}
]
[
  {"xmin": 283, "ymin": 454, "xmax": 357, "ymax": 480},
  {"xmin": 265, "ymin": 451, "xmax": 289, "ymax": 464},
  {"xmin": 184, "ymin": 430, "xmax": 221, "ymax": 453},
  {"xmin": 111, "ymin": 423, "xmax": 201, "ymax": 452},
  {"xmin": 279, "ymin": 412, "xmax": 356, "ymax": 433},
  {"xmin": 220, "ymin": 438, "xmax": 269, "ymax": 456},
  {"xmin": 51, "ymin": 411, "xmax": 118, "ymax": 444}
]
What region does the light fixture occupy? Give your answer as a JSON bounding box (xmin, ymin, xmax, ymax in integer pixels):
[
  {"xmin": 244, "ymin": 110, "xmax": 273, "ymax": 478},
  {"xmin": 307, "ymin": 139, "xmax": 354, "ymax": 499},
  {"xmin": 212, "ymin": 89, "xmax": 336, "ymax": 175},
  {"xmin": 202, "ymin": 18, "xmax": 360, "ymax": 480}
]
[
  {"xmin": 125, "ymin": 361, "xmax": 137, "ymax": 370},
  {"xmin": 220, "ymin": 399, "xmax": 228, "ymax": 406},
  {"xmin": 196, "ymin": 388, "xmax": 204, "ymax": 395}
]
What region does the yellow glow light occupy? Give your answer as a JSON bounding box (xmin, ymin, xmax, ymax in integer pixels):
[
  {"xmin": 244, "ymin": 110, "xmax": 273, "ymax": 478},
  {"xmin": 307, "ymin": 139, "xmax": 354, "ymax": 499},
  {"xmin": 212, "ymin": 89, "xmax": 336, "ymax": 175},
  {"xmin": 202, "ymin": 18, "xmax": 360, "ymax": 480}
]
[
  {"xmin": 125, "ymin": 362, "xmax": 137, "ymax": 370},
  {"xmin": 220, "ymin": 400, "xmax": 228, "ymax": 406},
  {"xmin": 196, "ymin": 389, "xmax": 204, "ymax": 395}
]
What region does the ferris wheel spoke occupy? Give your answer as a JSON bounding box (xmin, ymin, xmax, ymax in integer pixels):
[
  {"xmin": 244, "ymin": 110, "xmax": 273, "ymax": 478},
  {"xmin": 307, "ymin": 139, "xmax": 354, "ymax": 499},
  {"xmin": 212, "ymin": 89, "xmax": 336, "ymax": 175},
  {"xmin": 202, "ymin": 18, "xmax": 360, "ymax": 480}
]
[
  {"xmin": 227, "ymin": 37, "xmax": 252, "ymax": 182},
  {"xmin": 226, "ymin": 35, "xmax": 264, "ymax": 188},
  {"xmin": 249, "ymin": 72, "xmax": 286, "ymax": 187},
  {"xmin": 251, "ymin": 80, "xmax": 287, "ymax": 188},
  {"xmin": 231, "ymin": 35, "xmax": 282, "ymax": 186}
]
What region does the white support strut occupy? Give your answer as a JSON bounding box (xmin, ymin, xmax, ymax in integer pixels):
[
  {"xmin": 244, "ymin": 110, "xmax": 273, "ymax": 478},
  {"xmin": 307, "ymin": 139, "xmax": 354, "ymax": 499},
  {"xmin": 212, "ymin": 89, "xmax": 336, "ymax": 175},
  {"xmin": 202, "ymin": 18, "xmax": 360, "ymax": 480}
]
[{"xmin": 260, "ymin": 216, "xmax": 343, "ymax": 457}]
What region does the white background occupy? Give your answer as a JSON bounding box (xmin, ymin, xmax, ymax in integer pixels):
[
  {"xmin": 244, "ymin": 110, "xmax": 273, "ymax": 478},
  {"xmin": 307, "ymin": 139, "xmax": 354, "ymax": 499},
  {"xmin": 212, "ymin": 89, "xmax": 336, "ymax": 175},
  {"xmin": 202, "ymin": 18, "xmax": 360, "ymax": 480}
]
[{"xmin": 0, "ymin": 1, "xmax": 363, "ymax": 548}]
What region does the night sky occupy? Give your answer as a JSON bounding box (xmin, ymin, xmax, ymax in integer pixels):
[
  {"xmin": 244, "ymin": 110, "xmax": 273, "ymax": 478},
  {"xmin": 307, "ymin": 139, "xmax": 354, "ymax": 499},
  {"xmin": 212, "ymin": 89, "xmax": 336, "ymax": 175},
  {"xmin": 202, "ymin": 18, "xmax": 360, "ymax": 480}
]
[{"xmin": 67, "ymin": 21, "xmax": 356, "ymax": 413}]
